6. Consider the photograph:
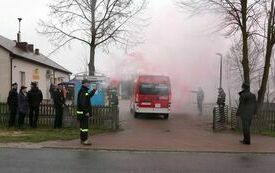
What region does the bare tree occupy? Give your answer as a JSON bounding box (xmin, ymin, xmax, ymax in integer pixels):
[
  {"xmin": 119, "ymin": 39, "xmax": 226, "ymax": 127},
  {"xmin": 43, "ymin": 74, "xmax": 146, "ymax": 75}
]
[
  {"xmin": 226, "ymin": 37, "xmax": 264, "ymax": 96},
  {"xmin": 257, "ymin": 0, "xmax": 275, "ymax": 106},
  {"xmin": 38, "ymin": 0, "xmax": 146, "ymax": 76},
  {"xmin": 178, "ymin": 0, "xmax": 264, "ymax": 86}
]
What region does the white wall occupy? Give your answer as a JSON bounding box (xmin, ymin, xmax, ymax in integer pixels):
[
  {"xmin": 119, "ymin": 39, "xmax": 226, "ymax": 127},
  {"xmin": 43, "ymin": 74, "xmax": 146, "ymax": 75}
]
[
  {"xmin": 54, "ymin": 70, "xmax": 70, "ymax": 83},
  {"xmin": 12, "ymin": 58, "xmax": 70, "ymax": 100},
  {"xmin": 0, "ymin": 47, "xmax": 11, "ymax": 102}
]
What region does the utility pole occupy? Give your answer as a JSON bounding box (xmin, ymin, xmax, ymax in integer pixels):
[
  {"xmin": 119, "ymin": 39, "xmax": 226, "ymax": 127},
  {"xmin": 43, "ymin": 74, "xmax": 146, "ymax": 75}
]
[{"xmin": 217, "ymin": 53, "xmax": 223, "ymax": 89}]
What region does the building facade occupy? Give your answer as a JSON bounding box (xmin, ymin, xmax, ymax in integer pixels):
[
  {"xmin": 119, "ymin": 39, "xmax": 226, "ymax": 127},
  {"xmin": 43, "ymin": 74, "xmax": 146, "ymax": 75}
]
[{"xmin": 0, "ymin": 35, "xmax": 71, "ymax": 102}]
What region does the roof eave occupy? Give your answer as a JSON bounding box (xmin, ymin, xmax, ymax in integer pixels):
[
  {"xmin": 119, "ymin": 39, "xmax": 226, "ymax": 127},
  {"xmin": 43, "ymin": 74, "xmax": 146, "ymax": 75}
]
[{"xmin": 10, "ymin": 52, "xmax": 72, "ymax": 74}]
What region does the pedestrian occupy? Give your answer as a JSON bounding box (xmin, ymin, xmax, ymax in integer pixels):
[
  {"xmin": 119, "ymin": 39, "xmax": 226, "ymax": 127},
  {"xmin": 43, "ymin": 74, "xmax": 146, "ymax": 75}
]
[
  {"xmin": 217, "ymin": 88, "xmax": 226, "ymax": 123},
  {"xmin": 7, "ymin": 83, "xmax": 18, "ymax": 127},
  {"xmin": 197, "ymin": 87, "xmax": 204, "ymax": 115},
  {"xmin": 49, "ymin": 83, "xmax": 55, "ymax": 99},
  {"xmin": 27, "ymin": 82, "xmax": 43, "ymax": 128},
  {"xmin": 52, "ymin": 83, "xmax": 65, "ymax": 128},
  {"xmin": 191, "ymin": 87, "xmax": 204, "ymax": 115},
  {"xmin": 18, "ymin": 86, "xmax": 28, "ymax": 129},
  {"xmin": 236, "ymin": 83, "xmax": 257, "ymax": 145},
  {"xmin": 76, "ymin": 79, "xmax": 96, "ymax": 145}
]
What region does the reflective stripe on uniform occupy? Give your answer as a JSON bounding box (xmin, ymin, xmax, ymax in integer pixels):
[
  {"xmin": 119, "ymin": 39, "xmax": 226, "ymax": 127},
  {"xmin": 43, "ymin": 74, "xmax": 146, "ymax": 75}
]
[
  {"xmin": 76, "ymin": 111, "xmax": 84, "ymax": 114},
  {"xmin": 80, "ymin": 128, "xmax": 89, "ymax": 132}
]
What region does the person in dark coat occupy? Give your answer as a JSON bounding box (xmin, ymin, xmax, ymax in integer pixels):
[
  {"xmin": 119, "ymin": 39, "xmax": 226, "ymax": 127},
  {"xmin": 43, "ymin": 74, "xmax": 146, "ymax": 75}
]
[
  {"xmin": 197, "ymin": 88, "xmax": 204, "ymax": 115},
  {"xmin": 217, "ymin": 88, "xmax": 226, "ymax": 123},
  {"xmin": 49, "ymin": 83, "xmax": 55, "ymax": 99},
  {"xmin": 190, "ymin": 87, "xmax": 204, "ymax": 115},
  {"xmin": 18, "ymin": 86, "xmax": 28, "ymax": 129},
  {"xmin": 236, "ymin": 83, "xmax": 257, "ymax": 145},
  {"xmin": 76, "ymin": 79, "xmax": 96, "ymax": 145},
  {"xmin": 52, "ymin": 83, "xmax": 65, "ymax": 128},
  {"xmin": 27, "ymin": 82, "xmax": 43, "ymax": 128},
  {"xmin": 7, "ymin": 83, "xmax": 18, "ymax": 127}
]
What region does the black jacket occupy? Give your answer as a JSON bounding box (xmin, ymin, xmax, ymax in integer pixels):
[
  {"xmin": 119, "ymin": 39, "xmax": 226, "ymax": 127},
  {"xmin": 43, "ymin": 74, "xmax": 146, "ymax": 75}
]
[
  {"xmin": 18, "ymin": 92, "xmax": 28, "ymax": 113},
  {"xmin": 77, "ymin": 86, "xmax": 96, "ymax": 114},
  {"xmin": 52, "ymin": 89, "xmax": 65, "ymax": 107},
  {"xmin": 217, "ymin": 89, "xmax": 226, "ymax": 106},
  {"xmin": 7, "ymin": 88, "xmax": 18, "ymax": 108},
  {"xmin": 27, "ymin": 87, "xmax": 43, "ymax": 108},
  {"xmin": 236, "ymin": 89, "xmax": 257, "ymax": 120}
]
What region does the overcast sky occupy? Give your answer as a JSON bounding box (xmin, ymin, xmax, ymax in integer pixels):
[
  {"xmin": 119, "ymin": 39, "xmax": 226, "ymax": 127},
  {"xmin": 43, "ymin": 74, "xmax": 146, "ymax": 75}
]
[{"xmin": 0, "ymin": 0, "xmax": 230, "ymax": 105}]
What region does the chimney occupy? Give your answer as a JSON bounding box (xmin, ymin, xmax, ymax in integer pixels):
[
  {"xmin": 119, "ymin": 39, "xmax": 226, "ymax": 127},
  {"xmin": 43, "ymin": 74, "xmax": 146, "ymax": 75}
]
[
  {"xmin": 17, "ymin": 33, "xmax": 21, "ymax": 43},
  {"xmin": 27, "ymin": 44, "xmax": 34, "ymax": 52},
  {"xmin": 17, "ymin": 18, "xmax": 22, "ymax": 43},
  {"xmin": 16, "ymin": 42, "xmax": 28, "ymax": 51},
  {"xmin": 35, "ymin": 48, "xmax": 40, "ymax": 55}
]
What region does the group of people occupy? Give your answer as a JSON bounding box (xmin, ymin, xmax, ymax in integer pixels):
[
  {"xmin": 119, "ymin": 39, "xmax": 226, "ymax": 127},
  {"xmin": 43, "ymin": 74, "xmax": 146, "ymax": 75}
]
[
  {"xmin": 7, "ymin": 81, "xmax": 69, "ymax": 129},
  {"xmin": 7, "ymin": 82, "xmax": 43, "ymax": 129},
  {"xmin": 7, "ymin": 79, "xmax": 97, "ymax": 145}
]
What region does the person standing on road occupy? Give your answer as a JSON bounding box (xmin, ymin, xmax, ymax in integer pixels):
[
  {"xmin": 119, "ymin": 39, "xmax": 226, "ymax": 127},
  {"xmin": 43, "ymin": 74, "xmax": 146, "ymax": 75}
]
[
  {"xmin": 197, "ymin": 88, "xmax": 204, "ymax": 115},
  {"xmin": 27, "ymin": 82, "xmax": 43, "ymax": 128},
  {"xmin": 53, "ymin": 83, "xmax": 65, "ymax": 128},
  {"xmin": 76, "ymin": 79, "xmax": 96, "ymax": 145},
  {"xmin": 217, "ymin": 88, "xmax": 226, "ymax": 123},
  {"xmin": 7, "ymin": 83, "xmax": 18, "ymax": 127},
  {"xmin": 18, "ymin": 86, "xmax": 28, "ymax": 129},
  {"xmin": 236, "ymin": 83, "xmax": 257, "ymax": 145},
  {"xmin": 190, "ymin": 87, "xmax": 204, "ymax": 115}
]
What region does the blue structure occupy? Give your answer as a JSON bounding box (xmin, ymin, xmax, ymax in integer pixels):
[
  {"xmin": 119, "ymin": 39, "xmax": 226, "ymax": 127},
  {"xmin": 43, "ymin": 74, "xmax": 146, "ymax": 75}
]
[{"xmin": 71, "ymin": 75, "xmax": 109, "ymax": 106}]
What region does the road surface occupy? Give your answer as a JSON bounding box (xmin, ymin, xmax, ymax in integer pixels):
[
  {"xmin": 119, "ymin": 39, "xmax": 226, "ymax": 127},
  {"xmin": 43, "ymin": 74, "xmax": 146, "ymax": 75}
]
[{"xmin": 1, "ymin": 148, "xmax": 275, "ymax": 173}]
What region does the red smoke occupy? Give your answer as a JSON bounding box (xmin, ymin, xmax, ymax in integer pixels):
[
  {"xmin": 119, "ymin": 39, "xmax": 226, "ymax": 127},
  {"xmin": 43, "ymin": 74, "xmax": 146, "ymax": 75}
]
[{"xmin": 107, "ymin": 1, "xmax": 229, "ymax": 113}]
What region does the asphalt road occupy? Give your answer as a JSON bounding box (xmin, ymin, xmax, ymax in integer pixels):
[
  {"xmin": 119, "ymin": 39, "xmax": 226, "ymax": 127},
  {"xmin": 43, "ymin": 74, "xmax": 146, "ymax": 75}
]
[{"xmin": 1, "ymin": 148, "xmax": 275, "ymax": 173}]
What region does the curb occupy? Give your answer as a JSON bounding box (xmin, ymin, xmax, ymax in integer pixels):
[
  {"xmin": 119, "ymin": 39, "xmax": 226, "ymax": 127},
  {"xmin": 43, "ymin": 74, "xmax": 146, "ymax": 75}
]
[
  {"xmin": 42, "ymin": 146, "xmax": 275, "ymax": 155},
  {"xmin": 1, "ymin": 144, "xmax": 275, "ymax": 154}
]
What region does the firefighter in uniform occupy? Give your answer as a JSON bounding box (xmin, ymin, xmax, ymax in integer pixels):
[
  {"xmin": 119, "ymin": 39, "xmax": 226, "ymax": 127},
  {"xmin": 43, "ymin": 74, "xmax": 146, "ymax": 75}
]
[{"xmin": 77, "ymin": 79, "xmax": 96, "ymax": 145}]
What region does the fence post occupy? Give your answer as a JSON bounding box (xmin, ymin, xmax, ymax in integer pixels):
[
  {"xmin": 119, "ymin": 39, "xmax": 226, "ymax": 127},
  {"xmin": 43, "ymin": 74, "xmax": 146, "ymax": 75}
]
[{"xmin": 213, "ymin": 106, "xmax": 216, "ymax": 130}]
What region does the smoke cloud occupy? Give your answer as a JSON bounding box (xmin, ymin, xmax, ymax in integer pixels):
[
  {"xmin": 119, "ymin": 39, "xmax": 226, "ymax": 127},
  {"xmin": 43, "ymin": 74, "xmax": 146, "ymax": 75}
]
[{"xmin": 104, "ymin": 0, "xmax": 230, "ymax": 113}]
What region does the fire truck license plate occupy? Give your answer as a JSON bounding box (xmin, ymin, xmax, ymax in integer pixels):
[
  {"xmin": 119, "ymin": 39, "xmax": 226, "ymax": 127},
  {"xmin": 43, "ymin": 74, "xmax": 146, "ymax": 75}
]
[{"xmin": 155, "ymin": 104, "xmax": 161, "ymax": 108}]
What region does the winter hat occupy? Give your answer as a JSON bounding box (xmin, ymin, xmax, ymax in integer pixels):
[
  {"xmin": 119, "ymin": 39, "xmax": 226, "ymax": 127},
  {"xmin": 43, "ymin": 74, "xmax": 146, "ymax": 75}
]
[
  {"xmin": 242, "ymin": 83, "xmax": 250, "ymax": 90},
  {"xmin": 20, "ymin": 86, "xmax": 27, "ymax": 90},
  {"xmin": 82, "ymin": 79, "xmax": 89, "ymax": 84},
  {"xmin": 31, "ymin": 82, "xmax": 37, "ymax": 87}
]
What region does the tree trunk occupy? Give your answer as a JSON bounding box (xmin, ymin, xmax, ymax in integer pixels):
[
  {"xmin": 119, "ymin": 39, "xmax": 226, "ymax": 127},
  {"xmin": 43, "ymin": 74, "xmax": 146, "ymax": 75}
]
[
  {"xmin": 257, "ymin": 0, "xmax": 275, "ymax": 107},
  {"xmin": 242, "ymin": 32, "xmax": 250, "ymax": 85},
  {"xmin": 241, "ymin": 0, "xmax": 250, "ymax": 85},
  {"xmin": 258, "ymin": 46, "xmax": 272, "ymax": 106},
  {"xmin": 89, "ymin": 45, "xmax": 96, "ymax": 76},
  {"xmin": 88, "ymin": 0, "xmax": 97, "ymax": 76}
]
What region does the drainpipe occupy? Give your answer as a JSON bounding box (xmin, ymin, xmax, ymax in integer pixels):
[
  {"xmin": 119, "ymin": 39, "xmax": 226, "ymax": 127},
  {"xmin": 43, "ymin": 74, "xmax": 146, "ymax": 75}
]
[
  {"xmin": 10, "ymin": 57, "xmax": 13, "ymax": 89},
  {"xmin": 53, "ymin": 70, "xmax": 56, "ymax": 84}
]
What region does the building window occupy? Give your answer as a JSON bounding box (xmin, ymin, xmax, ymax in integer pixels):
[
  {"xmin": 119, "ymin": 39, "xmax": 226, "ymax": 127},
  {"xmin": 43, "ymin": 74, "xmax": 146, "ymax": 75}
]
[
  {"xmin": 59, "ymin": 77, "xmax": 64, "ymax": 83},
  {"xmin": 20, "ymin": 71, "xmax": 26, "ymax": 87}
]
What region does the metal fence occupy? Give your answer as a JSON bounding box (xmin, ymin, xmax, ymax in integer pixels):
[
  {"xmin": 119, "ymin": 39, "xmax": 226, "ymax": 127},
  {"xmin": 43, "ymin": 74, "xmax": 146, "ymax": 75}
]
[
  {"xmin": 232, "ymin": 108, "xmax": 275, "ymax": 133},
  {"xmin": 212, "ymin": 105, "xmax": 229, "ymax": 131},
  {"xmin": 0, "ymin": 103, "xmax": 119, "ymax": 130},
  {"xmin": 213, "ymin": 105, "xmax": 275, "ymax": 133}
]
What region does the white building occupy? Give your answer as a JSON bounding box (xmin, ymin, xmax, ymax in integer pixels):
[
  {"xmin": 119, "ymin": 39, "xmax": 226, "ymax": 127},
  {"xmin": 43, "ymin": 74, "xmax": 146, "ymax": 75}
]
[{"xmin": 0, "ymin": 35, "xmax": 71, "ymax": 102}]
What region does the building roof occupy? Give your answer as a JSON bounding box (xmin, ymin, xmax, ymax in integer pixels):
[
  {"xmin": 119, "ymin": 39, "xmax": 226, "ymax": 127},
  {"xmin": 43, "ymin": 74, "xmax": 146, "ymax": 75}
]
[{"xmin": 0, "ymin": 35, "xmax": 71, "ymax": 74}]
